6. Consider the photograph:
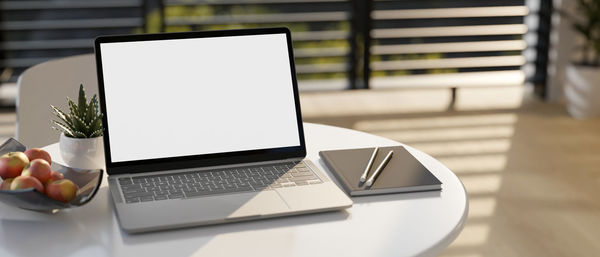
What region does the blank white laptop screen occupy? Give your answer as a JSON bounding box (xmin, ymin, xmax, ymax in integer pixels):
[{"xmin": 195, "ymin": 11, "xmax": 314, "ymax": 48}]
[{"xmin": 99, "ymin": 33, "xmax": 301, "ymax": 163}]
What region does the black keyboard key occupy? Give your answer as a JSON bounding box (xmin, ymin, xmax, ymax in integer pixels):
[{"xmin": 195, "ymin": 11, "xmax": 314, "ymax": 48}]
[
  {"xmin": 140, "ymin": 196, "xmax": 154, "ymax": 202},
  {"xmin": 235, "ymin": 186, "xmax": 253, "ymax": 192},
  {"xmin": 122, "ymin": 188, "xmax": 145, "ymax": 194},
  {"xmin": 123, "ymin": 191, "xmax": 154, "ymax": 198},
  {"xmin": 168, "ymin": 189, "xmax": 182, "ymax": 194},
  {"xmin": 185, "ymin": 186, "xmax": 253, "ymax": 198},
  {"xmin": 168, "ymin": 194, "xmax": 184, "ymax": 199},
  {"xmin": 132, "ymin": 178, "xmax": 145, "ymax": 184},
  {"xmin": 183, "ymin": 188, "xmax": 197, "ymax": 194},
  {"xmin": 211, "ymin": 185, "xmax": 225, "ymax": 190},
  {"xmin": 125, "ymin": 197, "xmax": 140, "ymax": 204},
  {"xmin": 154, "ymin": 195, "xmax": 168, "ymax": 201},
  {"xmin": 119, "ymin": 178, "xmax": 133, "ymax": 185},
  {"xmin": 253, "ymin": 185, "xmax": 269, "ymax": 190},
  {"xmin": 121, "ymin": 184, "xmax": 142, "ymax": 190}
]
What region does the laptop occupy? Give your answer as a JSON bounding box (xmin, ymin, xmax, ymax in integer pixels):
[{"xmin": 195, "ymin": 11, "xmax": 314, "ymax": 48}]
[{"xmin": 93, "ymin": 27, "xmax": 353, "ymax": 233}]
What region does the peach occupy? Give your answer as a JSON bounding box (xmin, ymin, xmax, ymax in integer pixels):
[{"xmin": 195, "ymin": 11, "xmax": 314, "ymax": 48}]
[
  {"xmin": 45, "ymin": 179, "xmax": 78, "ymax": 203},
  {"xmin": 0, "ymin": 178, "xmax": 13, "ymax": 190},
  {"xmin": 46, "ymin": 171, "xmax": 65, "ymax": 184},
  {"xmin": 0, "ymin": 152, "xmax": 29, "ymax": 179},
  {"xmin": 24, "ymin": 148, "xmax": 52, "ymax": 164},
  {"xmin": 21, "ymin": 159, "xmax": 52, "ymax": 184},
  {"xmin": 10, "ymin": 176, "xmax": 44, "ymax": 193}
]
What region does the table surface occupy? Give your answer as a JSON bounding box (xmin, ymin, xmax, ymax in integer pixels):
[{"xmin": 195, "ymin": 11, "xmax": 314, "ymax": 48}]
[{"xmin": 0, "ymin": 123, "xmax": 468, "ymax": 257}]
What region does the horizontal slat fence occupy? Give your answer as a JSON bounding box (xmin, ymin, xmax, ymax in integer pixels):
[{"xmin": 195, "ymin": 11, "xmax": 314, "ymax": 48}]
[
  {"xmin": 0, "ymin": 0, "xmax": 146, "ymax": 83},
  {"xmin": 161, "ymin": 0, "xmax": 353, "ymax": 90},
  {"xmin": 368, "ymin": 0, "xmax": 530, "ymax": 89},
  {"xmin": 0, "ymin": 0, "xmax": 549, "ymax": 97}
]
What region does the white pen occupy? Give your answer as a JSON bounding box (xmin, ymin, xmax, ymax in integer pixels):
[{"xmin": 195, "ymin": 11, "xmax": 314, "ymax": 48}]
[
  {"xmin": 360, "ymin": 147, "xmax": 379, "ymax": 183},
  {"xmin": 365, "ymin": 150, "xmax": 393, "ymax": 187}
]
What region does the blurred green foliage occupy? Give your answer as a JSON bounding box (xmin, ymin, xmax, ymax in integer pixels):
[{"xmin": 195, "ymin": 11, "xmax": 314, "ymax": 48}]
[{"xmin": 142, "ymin": 4, "xmax": 449, "ymax": 81}]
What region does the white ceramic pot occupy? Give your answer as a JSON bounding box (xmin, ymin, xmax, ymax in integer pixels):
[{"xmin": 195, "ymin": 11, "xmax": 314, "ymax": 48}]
[
  {"xmin": 59, "ymin": 133, "xmax": 105, "ymax": 169},
  {"xmin": 565, "ymin": 65, "xmax": 600, "ymax": 119}
]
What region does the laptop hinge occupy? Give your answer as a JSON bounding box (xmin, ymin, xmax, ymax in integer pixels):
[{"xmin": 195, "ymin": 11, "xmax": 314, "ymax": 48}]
[{"xmin": 112, "ymin": 157, "xmax": 307, "ymax": 177}]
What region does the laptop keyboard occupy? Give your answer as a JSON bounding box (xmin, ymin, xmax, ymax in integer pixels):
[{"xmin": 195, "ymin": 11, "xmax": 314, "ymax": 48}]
[{"xmin": 118, "ymin": 162, "xmax": 322, "ymax": 204}]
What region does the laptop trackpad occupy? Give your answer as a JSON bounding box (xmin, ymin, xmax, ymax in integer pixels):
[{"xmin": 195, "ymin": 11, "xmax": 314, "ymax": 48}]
[
  {"xmin": 117, "ymin": 190, "xmax": 290, "ymax": 231},
  {"xmin": 225, "ymin": 190, "xmax": 289, "ymax": 218}
]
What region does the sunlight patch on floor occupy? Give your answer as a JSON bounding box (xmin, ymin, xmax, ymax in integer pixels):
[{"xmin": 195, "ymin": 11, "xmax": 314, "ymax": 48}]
[
  {"xmin": 370, "ymin": 126, "xmax": 514, "ymax": 143},
  {"xmin": 436, "ymin": 155, "xmax": 508, "ymax": 174},
  {"xmin": 451, "ymin": 224, "xmax": 491, "ymax": 247},
  {"xmin": 406, "ymin": 139, "xmax": 512, "ymax": 156},
  {"xmin": 300, "ymin": 88, "xmax": 451, "ymax": 118},
  {"xmin": 460, "ymin": 175, "xmax": 503, "ymax": 194},
  {"xmin": 455, "ymin": 86, "xmax": 524, "ymax": 110},
  {"xmin": 468, "ymin": 197, "xmax": 498, "ymax": 218},
  {"xmin": 354, "ymin": 113, "xmax": 518, "ymax": 131}
]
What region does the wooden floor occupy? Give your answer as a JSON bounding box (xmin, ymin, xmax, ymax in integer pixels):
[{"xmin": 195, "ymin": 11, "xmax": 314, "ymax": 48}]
[
  {"xmin": 300, "ymin": 87, "xmax": 600, "ymax": 257},
  {"xmin": 2, "ymin": 86, "xmax": 599, "ymax": 256}
]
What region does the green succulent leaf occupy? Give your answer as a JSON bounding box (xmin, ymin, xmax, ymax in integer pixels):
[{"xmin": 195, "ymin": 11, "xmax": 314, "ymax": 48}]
[
  {"xmin": 51, "ymin": 120, "xmax": 75, "ymax": 137},
  {"xmin": 71, "ymin": 130, "xmax": 87, "ymax": 138},
  {"xmin": 51, "ymin": 84, "xmax": 104, "ymax": 138},
  {"xmin": 77, "ymin": 84, "xmax": 87, "ymax": 119},
  {"xmin": 86, "ymin": 95, "xmax": 96, "ymax": 122},
  {"xmin": 90, "ymin": 129, "xmax": 103, "ymax": 138},
  {"xmin": 50, "ymin": 105, "xmax": 72, "ymax": 125},
  {"xmin": 89, "ymin": 116, "xmax": 103, "ymax": 133}
]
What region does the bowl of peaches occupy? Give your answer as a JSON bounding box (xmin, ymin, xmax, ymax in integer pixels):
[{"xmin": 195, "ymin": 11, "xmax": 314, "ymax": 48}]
[{"xmin": 0, "ymin": 138, "xmax": 103, "ymax": 212}]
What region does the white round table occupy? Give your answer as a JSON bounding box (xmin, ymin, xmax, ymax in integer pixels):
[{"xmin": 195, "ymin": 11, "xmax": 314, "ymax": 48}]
[{"xmin": 0, "ymin": 123, "xmax": 467, "ymax": 257}]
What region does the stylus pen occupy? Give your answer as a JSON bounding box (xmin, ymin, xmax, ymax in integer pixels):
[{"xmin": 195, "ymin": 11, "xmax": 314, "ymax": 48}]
[
  {"xmin": 365, "ymin": 150, "xmax": 393, "ymax": 187},
  {"xmin": 360, "ymin": 147, "xmax": 379, "ymax": 183}
]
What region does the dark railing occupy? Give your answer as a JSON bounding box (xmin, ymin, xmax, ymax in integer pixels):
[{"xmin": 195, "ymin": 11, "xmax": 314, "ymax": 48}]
[
  {"xmin": 0, "ymin": 0, "xmax": 147, "ymax": 82},
  {"xmin": 0, "ymin": 0, "xmax": 550, "ymax": 97}
]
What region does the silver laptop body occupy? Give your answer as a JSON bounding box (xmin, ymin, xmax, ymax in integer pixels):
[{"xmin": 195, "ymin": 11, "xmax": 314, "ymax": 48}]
[{"xmin": 94, "ymin": 28, "xmax": 352, "ymax": 233}]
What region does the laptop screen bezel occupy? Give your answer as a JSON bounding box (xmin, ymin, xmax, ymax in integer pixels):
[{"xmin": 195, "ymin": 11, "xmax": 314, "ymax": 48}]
[{"xmin": 94, "ymin": 27, "xmax": 306, "ymax": 175}]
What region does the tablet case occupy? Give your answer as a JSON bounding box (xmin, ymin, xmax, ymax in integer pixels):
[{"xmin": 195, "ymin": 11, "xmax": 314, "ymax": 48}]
[{"xmin": 319, "ymin": 146, "xmax": 442, "ymax": 196}]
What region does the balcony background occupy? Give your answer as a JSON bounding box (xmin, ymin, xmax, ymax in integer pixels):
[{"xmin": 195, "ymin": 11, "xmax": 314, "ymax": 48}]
[
  {"xmin": 0, "ymin": 0, "xmax": 549, "ymax": 105},
  {"xmin": 0, "ymin": 1, "xmax": 599, "ymax": 257}
]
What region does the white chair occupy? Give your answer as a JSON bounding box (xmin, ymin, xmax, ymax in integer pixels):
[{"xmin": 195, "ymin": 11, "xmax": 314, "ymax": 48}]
[{"xmin": 17, "ymin": 54, "xmax": 98, "ymax": 148}]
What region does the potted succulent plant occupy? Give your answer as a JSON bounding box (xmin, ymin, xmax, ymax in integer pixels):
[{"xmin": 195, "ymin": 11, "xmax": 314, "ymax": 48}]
[
  {"xmin": 51, "ymin": 84, "xmax": 104, "ymax": 169},
  {"xmin": 564, "ymin": 0, "xmax": 600, "ymax": 119}
]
